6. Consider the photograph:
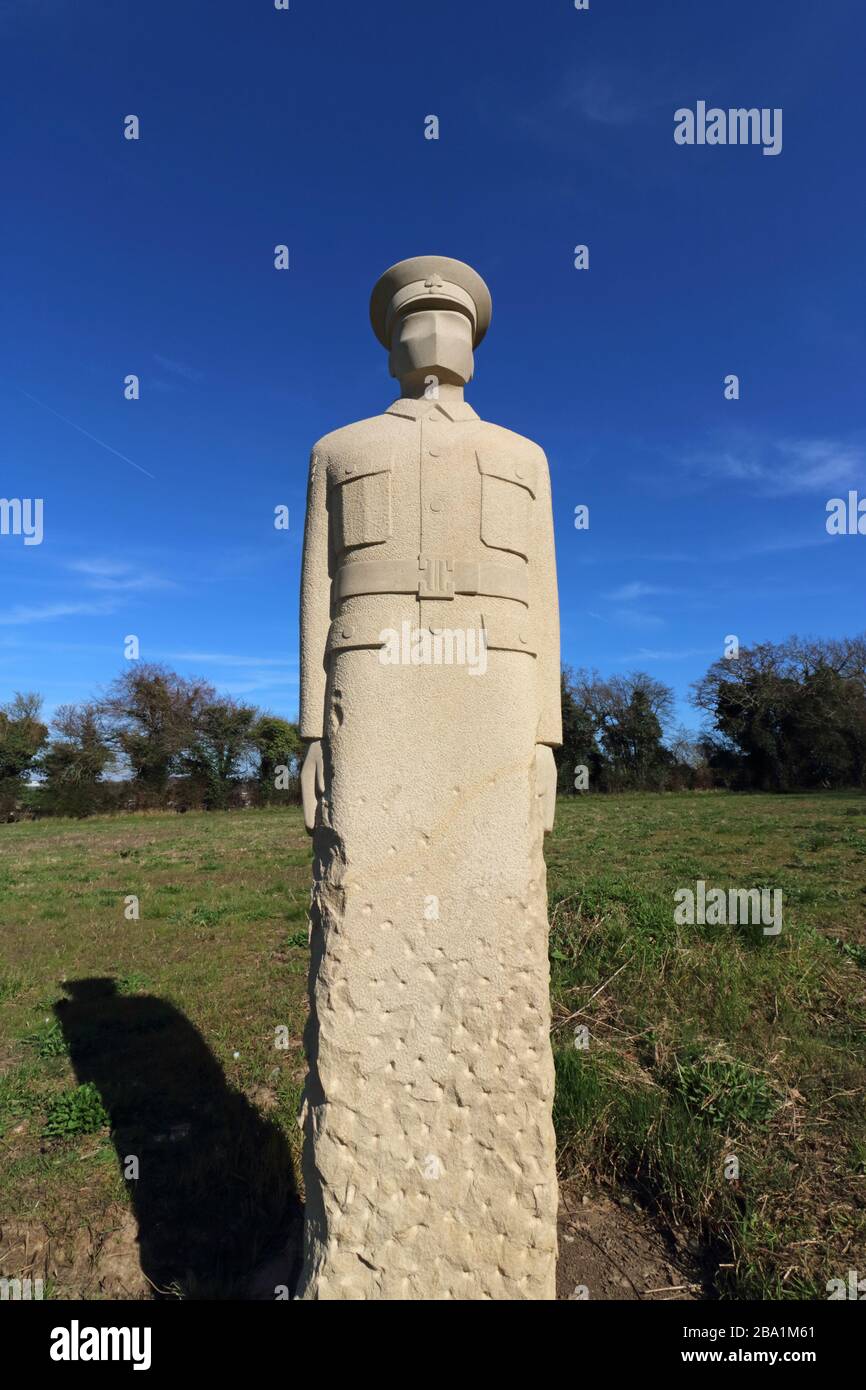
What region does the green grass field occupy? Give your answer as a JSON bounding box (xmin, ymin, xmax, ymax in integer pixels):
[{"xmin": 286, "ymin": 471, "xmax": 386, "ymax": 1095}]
[{"xmin": 1, "ymin": 792, "xmax": 864, "ymax": 1299}]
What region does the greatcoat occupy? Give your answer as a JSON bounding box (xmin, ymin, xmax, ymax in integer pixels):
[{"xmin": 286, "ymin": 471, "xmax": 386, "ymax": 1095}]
[{"xmin": 297, "ymin": 393, "xmax": 562, "ymax": 1299}]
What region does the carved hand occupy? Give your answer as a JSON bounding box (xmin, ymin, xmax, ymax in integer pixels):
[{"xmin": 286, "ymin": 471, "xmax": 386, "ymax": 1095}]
[
  {"xmin": 535, "ymin": 744, "xmax": 557, "ymax": 834},
  {"xmin": 301, "ymin": 739, "xmax": 325, "ymax": 835}
]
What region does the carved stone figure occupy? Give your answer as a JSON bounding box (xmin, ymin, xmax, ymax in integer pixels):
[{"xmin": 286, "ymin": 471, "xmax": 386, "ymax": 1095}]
[{"xmin": 297, "ymin": 256, "xmax": 562, "ymax": 1299}]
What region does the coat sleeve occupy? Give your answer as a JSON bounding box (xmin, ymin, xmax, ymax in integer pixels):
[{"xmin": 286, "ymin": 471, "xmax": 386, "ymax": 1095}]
[
  {"xmin": 299, "ymin": 449, "xmax": 332, "ymax": 740},
  {"xmin": 532, "ymin": 451, "xmax": 563, "ymax": 747}
]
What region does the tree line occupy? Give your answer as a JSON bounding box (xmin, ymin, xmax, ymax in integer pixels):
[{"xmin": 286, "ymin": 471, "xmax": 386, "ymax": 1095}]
[
  {"xmin": 0, "ymin": 664, "xmax": 302, "ymax": 819},
  {"xmin": 692, "ymin": 633, "xmax": 866, "ymax": 791},
  {"xmin": 3, "ymin": 632, "xmax": 865, "ymax": 818},
  {"xmin": 557, "ymin": 633, "xmax": 866, "ymax": 794}
]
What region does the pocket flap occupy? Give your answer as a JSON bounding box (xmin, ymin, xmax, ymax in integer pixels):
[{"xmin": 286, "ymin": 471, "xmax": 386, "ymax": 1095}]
[
  {"xmin": 326, "ymin": 618, "xmax": 387, "ymax": 655},
  {"xmin": 476, "ymin": 450, "xmax": 537, "ymax": 497},
  {"xmin": 332, "ymin": 460, "xmax": 391, "ymax": 487},
  {"xmin": 480, "ymin": 612, "xmax": 537, "ymax": 656},
  {"xmin": 331, "ymin": 463, "xmax": 392, "ymax": 549}
]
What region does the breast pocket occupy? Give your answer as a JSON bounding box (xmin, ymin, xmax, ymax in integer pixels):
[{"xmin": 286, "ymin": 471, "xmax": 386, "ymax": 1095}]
[
  {"xmin": 477, "ymin": 452, "xmax": 536, "ymax": 559},
  {"xmin": 333, "ymin": 464, "xmax": 392, "ymax": 551}
]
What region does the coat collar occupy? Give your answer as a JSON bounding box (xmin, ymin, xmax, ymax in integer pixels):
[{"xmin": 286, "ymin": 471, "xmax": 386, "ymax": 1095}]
[{"xmin": 386, "ymin": 397, "xmax": 479, "ymax": 423}]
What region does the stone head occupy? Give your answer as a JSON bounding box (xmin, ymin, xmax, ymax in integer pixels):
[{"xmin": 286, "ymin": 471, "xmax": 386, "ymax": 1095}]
[{"xmin": 369, "ymin": 255, "xmax": 492, "ymax": 391}]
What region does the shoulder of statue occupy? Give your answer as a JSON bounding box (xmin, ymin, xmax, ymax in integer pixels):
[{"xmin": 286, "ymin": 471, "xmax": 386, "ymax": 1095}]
[
  {"xmin": 310, "ymin": 411, "xmax": 398, "ymax": 462},
  {"xmin": 474, "ymin": 418, "xmax": 549, "ymax": 466}
]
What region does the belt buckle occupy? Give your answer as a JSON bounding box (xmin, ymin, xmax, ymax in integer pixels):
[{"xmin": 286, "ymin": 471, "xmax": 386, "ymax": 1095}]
[{"xmin": 418, "ymin": 555, "xmax": 455, "ymax": 600}]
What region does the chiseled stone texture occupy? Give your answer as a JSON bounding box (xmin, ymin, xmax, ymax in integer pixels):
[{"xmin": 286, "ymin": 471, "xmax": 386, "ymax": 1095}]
[{"xmin": 296, "ymin": 257, "xmax": 561, "ymax": 1300}]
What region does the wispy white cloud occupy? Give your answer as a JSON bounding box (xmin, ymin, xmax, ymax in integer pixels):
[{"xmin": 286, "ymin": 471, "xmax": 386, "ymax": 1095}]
[
  {"xmin": 610, "ymin": 608, "xmax": 665, "ymax": 631},
  {"xmin": 617, "ymin": 646, "xmax": 715, "ymax": 663},
  {"xmin": 0, "ymin": 600, "xmax": 118, "ymax": 626},
  {"xmin": 681, "ymin": 435, "xmax": 865, "ymax": 496},
  {"xmin": 744, "ymin": 532, "xmax": 834, "ymax": 557},
  {"xmin": 68, "ymin": 559, "xmax": 175, "ymax": 593},
  {"xmin": 158, "ymin": 650, "xmax": 296, "ymax": 669},
  {"xmin": 149, "ymin": 649, "xmax": 299, "ymax": 697},
  {"xmin": 218, "ymin": 676, "xmax": 299, "ymax": 696},
  {"xmin": 69, "ymin": 560, "xmax": 128, "ymax": 578},
  {"xmin": 592, "ymin": 579, "xmax": 673, "ymax": 632},
  {"xmin": 562, "ymin": 70, "xmax": 644, "ymax": 127},
  {"xmin": 603, "ymin": 581, "xmax": 674, "ymax": 602},
  {"xmin": 153, "ymin": 353, "xmax": 205, "ymax": 384}
]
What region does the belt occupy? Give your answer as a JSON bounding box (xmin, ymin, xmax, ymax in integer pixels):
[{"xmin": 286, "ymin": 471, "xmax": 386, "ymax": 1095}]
[{"xmin": 335, "ymin": 556, "xmax": 528, "ymax": 605}]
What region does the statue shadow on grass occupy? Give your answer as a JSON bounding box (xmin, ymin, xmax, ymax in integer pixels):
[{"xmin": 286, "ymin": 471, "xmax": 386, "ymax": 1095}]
[{"xmin": 54, "ymin": 978, "xmax": 303, "ymax": 1300}]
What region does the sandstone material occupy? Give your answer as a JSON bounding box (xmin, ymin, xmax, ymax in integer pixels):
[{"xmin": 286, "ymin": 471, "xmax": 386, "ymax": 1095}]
[{"xmin": 297, "ymin": 256, "xmax": 562, "ymax": 1299}]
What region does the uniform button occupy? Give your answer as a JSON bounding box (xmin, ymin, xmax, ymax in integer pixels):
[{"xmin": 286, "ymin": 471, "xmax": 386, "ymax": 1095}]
[
  {"xmin": 429, "ymin": 447, "xmax": 441, "ymax": 457},
  {"xmin": 430, "ymin": 496, "xmax": 444, "ymax": 512},
  {"xmin": 344, "ymin": 464, "xmax": 356, "ymax": 475},
  {"xmin": 342, "ymin": 625, "xmax": 354, "ymax": 639},
  {"xmin": 519, "ymin": 632, "xmax": 529, "ymax": 644},
  {"xmin": 515, "ymin": 468, "xmax": 523, "ymax": 480}
]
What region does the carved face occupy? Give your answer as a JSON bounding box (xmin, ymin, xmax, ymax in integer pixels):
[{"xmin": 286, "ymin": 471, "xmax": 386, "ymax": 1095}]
[{"xmin": 388, "ymin": 309, "xmax": 474, "ymax": 386}]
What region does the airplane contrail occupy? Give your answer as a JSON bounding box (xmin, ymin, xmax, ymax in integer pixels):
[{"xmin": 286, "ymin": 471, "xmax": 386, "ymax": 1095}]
[{"xmin": 15, "ymin": 386, "xmax": 156, "ymax": 480}]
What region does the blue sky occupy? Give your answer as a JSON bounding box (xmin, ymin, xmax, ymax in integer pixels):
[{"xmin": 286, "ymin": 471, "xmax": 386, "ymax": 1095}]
[{"xmin": 2, "ymin": 0, "xmax": 864, "ymax": 734}]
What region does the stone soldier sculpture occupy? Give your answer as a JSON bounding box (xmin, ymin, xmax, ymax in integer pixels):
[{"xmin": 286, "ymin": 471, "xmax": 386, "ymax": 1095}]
[{"xmin": 297, "ymin": 256, "xmax": 562, "ymax": 1299}]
